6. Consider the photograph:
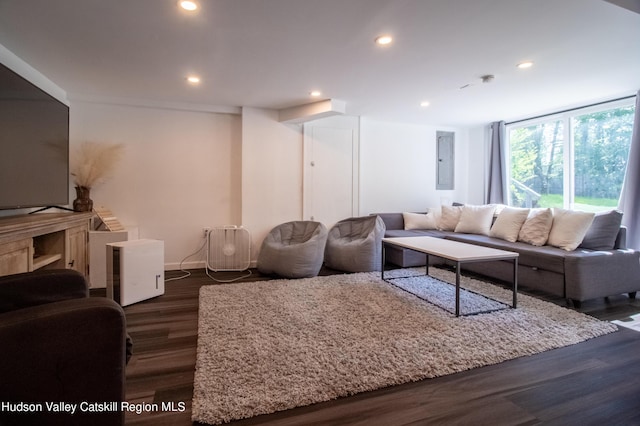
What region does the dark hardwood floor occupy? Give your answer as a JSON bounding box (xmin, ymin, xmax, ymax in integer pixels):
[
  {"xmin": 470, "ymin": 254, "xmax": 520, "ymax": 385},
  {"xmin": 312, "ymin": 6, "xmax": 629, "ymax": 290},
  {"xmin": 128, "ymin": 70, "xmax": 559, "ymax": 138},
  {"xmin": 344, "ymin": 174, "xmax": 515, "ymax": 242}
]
[{"xmin": 112, "ymin": 268, "xmax": 640, "ymax": 426}]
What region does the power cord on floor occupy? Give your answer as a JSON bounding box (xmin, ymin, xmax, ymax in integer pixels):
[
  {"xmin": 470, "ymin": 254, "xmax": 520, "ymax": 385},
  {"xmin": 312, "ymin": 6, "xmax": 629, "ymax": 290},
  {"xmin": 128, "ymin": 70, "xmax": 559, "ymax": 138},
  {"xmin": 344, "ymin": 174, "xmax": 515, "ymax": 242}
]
[
  {"xmin": 164, "ymin": 234, "xmax": 209, "ymax": 282},
  {"xmin": 205, "ymin": 267, "xmax": 253, "ymax": 283},
  {"xmin": 165, "ymin": 229, "xmax": 254, "ymax": 284}
]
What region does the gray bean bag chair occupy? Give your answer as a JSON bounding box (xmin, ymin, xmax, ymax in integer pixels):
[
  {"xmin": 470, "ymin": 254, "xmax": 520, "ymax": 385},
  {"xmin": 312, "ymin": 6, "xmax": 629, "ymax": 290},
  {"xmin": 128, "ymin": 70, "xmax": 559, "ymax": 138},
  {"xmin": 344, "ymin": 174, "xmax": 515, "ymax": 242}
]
[
  {"xmin": 324, "ymin": 215, "xmax": 386, "ymax": 272},
  {"xmin": 257, "ymin": 221, "xmax": 328, "ymax": 278}
]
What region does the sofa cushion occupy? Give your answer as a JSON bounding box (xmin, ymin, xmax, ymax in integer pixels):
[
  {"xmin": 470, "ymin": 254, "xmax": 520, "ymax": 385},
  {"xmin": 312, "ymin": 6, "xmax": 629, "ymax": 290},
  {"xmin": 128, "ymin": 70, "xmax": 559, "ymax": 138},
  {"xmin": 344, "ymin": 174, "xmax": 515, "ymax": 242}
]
[
  {"xmin": 384, "ymin": 229, "xmax": 448, "ymax": 239},
  {"xmin": 445, "ymin": 233, "xmax": 566, "ymax": 274},
  {"xmin": 518, "ymin": 208, "xmax": 553, "ymax": 246},
  {"xmin": 578, "ymin": 209, "xmax": 623, "ymax": 250},
  {"xmin": 490, "ymin": 207, "xmax": 530, "ymax": 242},
  {"xmin": 402, "ymin": 212, "xmax": 438, "ymax": 230},
  {"xmin": 439, "ymin": 205, "xmax": 463, "ymax": 231},
  {"xmin": 454, "ymin": 204, "xmax": 496, "ymax": 235},
  {"xmin": 548, "ymin": 208, "xmax": 595, "ymax": 251}
]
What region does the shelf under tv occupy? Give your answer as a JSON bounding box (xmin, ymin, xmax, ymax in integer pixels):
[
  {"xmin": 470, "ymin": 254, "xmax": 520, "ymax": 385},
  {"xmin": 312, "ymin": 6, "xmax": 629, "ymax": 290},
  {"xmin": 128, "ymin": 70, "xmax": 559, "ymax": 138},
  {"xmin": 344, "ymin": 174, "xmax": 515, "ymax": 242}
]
[
  {"xmin": 0, "ymin": 212, "xmax": 93, "ymax": 277},
  {"xmin": 32, "ymin": 253, "xmax": 63, "ymax": 270}
]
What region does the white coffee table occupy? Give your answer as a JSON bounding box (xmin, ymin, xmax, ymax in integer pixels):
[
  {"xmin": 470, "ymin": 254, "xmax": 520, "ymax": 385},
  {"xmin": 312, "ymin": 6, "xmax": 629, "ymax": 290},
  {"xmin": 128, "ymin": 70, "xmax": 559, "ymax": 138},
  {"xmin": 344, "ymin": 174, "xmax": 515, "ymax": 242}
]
[{"xmin": 381, "ymin": 236, "xmax": 519, "ymax": 316}]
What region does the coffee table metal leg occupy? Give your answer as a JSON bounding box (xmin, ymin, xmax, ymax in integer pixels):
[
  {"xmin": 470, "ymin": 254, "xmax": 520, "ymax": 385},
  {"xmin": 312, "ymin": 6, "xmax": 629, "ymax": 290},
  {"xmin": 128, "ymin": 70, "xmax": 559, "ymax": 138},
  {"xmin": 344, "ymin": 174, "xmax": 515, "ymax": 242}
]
[
  {"xmin": 381, "ymin": 243, "xmax": 386, "ymax": 280},
  {"xmin": 456, "ymin": 261, "xmax": 461, "ymax": 317},
  {"xmin": 513, "ymin": 258, "xmax": 518, "ymax": 308}
]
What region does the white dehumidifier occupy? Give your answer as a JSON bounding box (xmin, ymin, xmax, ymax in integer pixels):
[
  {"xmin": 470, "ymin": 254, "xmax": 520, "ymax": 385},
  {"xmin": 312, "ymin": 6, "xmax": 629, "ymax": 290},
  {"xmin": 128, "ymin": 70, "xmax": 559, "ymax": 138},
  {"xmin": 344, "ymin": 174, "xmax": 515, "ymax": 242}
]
[{"xmin": 106, "ymin": 239, "xmax": 165, "ymax": 306}]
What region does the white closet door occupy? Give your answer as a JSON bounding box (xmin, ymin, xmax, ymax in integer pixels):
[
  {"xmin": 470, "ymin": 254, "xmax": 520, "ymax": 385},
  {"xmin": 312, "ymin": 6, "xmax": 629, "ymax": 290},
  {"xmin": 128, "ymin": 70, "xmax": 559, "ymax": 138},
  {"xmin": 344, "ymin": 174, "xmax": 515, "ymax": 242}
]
[{"xmin": 303, "ymin": 117, "xmax": 359, "ymax": 227}]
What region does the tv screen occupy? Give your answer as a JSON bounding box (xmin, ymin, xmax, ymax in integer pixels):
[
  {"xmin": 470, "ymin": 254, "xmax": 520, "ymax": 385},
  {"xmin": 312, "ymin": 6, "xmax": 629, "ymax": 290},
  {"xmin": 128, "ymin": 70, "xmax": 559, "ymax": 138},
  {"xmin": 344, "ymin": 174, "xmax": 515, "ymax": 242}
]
[{"xmin": 0, "ymin": 62, "xmax": 69, "ymax": 210}]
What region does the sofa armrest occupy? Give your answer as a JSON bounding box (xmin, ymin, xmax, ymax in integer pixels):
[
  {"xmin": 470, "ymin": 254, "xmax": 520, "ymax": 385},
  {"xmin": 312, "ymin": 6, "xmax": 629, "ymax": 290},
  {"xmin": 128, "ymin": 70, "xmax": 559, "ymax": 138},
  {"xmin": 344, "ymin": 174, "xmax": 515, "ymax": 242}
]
[
  {"xmin": 0, "ymin": 269, "xmax": 88, "ymax": 314},
  {"xmin": 371, "ymin": 213, "xmax": 405, "ymax": 231},
  {"xmin": 564, "ymin": 249, "xmax": 640, "ymax": 301},
  {"xmin": 614, "ymin": 226, "xmax": 627, "ymax": 249},
  {"xmin": 0, "ymin": 297, "xmax": 127, "ymax": 426}
]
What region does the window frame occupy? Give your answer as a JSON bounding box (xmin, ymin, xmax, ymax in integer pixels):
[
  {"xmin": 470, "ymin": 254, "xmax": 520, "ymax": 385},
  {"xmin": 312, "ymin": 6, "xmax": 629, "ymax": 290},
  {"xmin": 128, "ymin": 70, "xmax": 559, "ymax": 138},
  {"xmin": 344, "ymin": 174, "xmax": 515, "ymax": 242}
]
[{"xmin": 505, "ymin": 98, "xmax": 635, "ymax": 210}]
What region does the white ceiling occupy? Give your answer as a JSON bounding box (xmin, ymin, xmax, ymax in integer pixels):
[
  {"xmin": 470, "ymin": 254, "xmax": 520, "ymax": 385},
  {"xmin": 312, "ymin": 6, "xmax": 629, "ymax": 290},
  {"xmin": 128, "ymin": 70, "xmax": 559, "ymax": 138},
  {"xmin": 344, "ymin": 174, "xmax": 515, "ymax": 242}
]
[{"xmin": 0, "ymin": 0, "xmax": 638, "ymax": 127}]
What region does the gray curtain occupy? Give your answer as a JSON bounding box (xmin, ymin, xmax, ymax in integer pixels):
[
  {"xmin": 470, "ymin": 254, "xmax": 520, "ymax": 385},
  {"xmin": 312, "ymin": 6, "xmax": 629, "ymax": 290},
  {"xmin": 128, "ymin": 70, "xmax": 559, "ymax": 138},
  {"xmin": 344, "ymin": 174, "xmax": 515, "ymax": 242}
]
[
  {"xmin": 618, "ymin": 90, "xmax": 640, "ymax": 250},
  {"xmin": 486, "ymin": 121, "xmax": 506, "ymax": 204}
]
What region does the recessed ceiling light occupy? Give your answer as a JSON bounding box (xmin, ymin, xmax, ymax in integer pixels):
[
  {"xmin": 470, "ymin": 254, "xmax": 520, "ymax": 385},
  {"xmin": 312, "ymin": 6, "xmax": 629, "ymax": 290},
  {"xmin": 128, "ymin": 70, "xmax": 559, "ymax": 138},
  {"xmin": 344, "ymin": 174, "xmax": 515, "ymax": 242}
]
[
  {"xmin": 420, "ymin": 101, "xmax": 430, "ymax": 107},
  {"xmin": 375, "ymin": 35, "xmax": 393, "ymax": 46},
  {"xmin": 179, "ymin": 1, "xmax": 198, "ymax": 11},
  {"xmin": 517, "ymin": 61, "xmax": 534, "ymax": 69},
  {"xmin": 310, "ymin": 90, "xmax": 322, "ymax": 97},
  {"xmin": 186, "ymin": 75, "xmax": 201, "ymax": 84}
]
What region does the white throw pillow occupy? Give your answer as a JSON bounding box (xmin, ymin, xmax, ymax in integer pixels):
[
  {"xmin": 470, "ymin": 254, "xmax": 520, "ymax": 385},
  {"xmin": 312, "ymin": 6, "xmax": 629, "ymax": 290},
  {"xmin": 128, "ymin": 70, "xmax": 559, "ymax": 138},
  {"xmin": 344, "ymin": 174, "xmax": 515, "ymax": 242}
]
[
  {"xmin": 518, "ymin": 208, "xmax": 553, "ymax": 246},
  {"xmin": 454, "ymin": 204, "xmax": 496, "ymax": 235},
  {"xmin": 438, "ymin": 205, "xmax": 463, "ymax": 231},
  {"xmin": 547, "ymin": 208, "xmax": 595, "ymax": 251},
  {"xmin": 490, "ymin": 207, "xmax": 530, "ymax": 242},
  {"xmin": 402, "ymin": 212, "xmax": 437, "ymax": 230},
  {"xmin": 492, "ymin": 204, "xmax": 508, "ymax": 215},
  {"xmin": 426, "ymin": 207, "xmax": 442, "ymax": 229}
]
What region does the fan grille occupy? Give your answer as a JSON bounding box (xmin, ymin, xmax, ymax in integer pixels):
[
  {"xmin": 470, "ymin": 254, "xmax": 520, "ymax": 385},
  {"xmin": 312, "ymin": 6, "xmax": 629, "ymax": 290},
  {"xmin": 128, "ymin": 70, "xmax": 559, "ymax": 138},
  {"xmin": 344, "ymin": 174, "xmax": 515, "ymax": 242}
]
[{"xmin": 208, "ymin": 226, "xmax": 251, "ymax": 271}]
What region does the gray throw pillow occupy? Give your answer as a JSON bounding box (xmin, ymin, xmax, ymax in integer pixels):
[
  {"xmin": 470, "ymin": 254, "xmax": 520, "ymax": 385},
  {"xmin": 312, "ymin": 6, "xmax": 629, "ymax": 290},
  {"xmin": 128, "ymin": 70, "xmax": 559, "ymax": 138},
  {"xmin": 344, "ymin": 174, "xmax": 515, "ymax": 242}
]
[{"xmin": 578, "ymin": 209, "xmax": 623, "ymax": 250}]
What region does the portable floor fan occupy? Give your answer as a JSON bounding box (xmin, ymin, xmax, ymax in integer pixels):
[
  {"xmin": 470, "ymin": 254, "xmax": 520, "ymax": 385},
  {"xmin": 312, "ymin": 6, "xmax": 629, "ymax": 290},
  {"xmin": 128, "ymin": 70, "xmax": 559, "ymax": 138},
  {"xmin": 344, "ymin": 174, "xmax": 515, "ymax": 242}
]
[{"xmin": 207, "ymin": 226, "xmax": 251, "ymax": 271}]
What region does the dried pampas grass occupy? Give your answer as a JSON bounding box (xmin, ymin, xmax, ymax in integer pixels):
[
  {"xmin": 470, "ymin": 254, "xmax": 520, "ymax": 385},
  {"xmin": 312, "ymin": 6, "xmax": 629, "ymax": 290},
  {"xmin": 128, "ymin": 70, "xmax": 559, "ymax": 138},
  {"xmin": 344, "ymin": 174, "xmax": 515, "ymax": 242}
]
[{"xmin": 70, "ymin": 141, "xmax": 124, "ymax": 188}]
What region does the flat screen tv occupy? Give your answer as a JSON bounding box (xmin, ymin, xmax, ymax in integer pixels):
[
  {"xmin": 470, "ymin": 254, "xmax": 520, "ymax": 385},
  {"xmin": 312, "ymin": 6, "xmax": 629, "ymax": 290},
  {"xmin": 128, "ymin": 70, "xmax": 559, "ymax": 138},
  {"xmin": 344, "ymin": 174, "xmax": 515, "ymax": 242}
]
[{"xmin": 0, "ymin": 62, "xmax": 69, "ymax": 210}]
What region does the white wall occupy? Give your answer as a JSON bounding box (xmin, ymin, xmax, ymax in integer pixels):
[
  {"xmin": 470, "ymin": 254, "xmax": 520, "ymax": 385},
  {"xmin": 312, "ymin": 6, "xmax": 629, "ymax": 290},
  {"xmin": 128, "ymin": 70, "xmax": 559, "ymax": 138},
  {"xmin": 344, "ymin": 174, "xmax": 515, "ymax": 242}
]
[
  {"xmin": 70, "ymin": 101, "xmax": 241, "ymax": 269},
  {"xmin": 359, "ymin": 118, "xmax": 470, "ymax": 214},
  {"xmin": 241, "ymin": 107, "xmax": 303, "ymax": 261},
  {"xmin": 70, "ymin": 103, "xmax": 304, "ymax": 269},
  {"xmin": 68, "ymin": 106, "xmax": 486, "ymax": 269},
  {"xmin": 466, "ymin": 125, "xmax": 490, "ymax": 205}
]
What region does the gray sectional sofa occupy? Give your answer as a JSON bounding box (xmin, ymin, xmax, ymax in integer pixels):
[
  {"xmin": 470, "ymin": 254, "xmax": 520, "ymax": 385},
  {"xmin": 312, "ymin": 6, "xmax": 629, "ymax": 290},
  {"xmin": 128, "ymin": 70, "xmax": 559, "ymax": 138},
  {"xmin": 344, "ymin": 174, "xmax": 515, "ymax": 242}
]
[{"xmin": 376, "ymin": 208, "xmax": 640, "ymax": 306}]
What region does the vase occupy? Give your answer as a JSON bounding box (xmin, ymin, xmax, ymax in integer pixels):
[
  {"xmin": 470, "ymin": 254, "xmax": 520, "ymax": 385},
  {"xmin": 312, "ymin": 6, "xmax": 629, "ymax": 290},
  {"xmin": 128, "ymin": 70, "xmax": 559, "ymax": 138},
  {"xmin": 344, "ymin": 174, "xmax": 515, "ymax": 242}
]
[{"xmin": 73, "ymin": 186, "xmax": 93, "ymax": 212}]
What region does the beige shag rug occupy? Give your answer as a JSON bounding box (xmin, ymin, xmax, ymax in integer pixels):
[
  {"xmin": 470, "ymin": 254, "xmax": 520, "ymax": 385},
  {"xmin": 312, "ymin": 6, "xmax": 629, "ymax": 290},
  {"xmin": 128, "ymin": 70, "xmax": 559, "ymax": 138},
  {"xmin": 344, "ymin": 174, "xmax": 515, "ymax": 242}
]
[{"xmin": 192, "ymin": 268, "xmax": 617, "ymax": 425}]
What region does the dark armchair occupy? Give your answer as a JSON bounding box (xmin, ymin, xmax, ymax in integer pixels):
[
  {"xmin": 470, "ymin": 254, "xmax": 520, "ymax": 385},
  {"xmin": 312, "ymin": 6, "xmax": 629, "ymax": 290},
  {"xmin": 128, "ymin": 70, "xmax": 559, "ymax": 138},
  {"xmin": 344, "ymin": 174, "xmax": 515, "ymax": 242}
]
[{"xmin": 0, "ymin": 269, "xmax": 129, "ymax": 426}]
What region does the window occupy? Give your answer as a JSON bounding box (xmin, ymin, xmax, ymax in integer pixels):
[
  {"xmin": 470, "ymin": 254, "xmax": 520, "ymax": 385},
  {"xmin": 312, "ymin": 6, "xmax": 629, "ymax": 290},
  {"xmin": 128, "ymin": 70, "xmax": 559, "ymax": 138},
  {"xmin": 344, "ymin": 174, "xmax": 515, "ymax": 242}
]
[{"xmin": 507, "ymin": 101, "xmax": 635, "ymax": 212}]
